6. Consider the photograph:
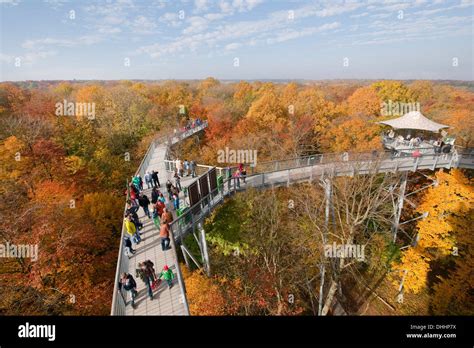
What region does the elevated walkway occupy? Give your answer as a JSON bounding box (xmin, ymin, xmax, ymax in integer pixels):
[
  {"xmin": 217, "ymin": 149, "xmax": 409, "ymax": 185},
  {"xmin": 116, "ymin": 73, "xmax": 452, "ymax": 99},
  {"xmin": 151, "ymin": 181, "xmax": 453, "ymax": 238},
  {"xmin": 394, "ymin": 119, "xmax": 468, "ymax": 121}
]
[
  {"xmin": 112, "ymin": 122, "xmax": 473, "ymax": 315},
  {"xmin": 111, "ymin": 122, "xmax": 207, "ymax": 316},
  {"xmin": 168, "ymin": 147, "xmax": 474, "ymax": 244}
]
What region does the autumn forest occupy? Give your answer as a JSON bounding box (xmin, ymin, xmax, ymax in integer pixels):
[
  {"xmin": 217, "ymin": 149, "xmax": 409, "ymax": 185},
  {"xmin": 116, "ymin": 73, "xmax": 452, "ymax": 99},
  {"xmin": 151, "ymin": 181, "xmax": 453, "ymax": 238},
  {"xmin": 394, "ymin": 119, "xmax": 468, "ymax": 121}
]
[{"xmin": 0, "ymin": 78, "xmax": 473, "ymax": 316}]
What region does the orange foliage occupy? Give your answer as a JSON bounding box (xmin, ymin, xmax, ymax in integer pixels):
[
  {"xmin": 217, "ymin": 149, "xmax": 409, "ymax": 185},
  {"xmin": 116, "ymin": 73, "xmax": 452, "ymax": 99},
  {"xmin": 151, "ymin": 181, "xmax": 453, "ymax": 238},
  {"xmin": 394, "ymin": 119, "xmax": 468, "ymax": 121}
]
[
  {"xmin": 324, "ymin": 118, "xmax": 382, "ymax": 152},
  {"xmin": 347, "ymin": 86, "xmax": 381, "ymax": 118}
]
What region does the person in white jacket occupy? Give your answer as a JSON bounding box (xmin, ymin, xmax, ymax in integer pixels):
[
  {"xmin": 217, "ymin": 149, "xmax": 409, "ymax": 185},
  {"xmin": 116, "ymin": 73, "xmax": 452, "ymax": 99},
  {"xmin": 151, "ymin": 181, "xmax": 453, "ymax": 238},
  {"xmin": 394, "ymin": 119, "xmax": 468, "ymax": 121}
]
[{"xmin": 175, "ymin": 158, "xmax": 183, "ymax": 177}]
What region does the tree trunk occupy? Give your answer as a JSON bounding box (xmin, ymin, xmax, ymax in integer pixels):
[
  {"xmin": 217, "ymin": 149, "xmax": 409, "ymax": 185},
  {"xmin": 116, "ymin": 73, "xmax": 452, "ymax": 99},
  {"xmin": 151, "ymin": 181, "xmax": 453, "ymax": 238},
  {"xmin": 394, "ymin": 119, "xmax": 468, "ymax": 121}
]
[{"xmin": 321, "ymin": 279, "xmax": 338, "ymax": 316}]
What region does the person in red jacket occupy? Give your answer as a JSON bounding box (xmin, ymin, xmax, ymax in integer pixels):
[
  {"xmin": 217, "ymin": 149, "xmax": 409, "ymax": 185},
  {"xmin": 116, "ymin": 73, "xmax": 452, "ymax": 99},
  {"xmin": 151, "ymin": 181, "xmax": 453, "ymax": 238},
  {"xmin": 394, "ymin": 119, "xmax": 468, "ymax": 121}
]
[{"xmin": 155, "ymin": 200, "xmax": 165, "ymax": 217}]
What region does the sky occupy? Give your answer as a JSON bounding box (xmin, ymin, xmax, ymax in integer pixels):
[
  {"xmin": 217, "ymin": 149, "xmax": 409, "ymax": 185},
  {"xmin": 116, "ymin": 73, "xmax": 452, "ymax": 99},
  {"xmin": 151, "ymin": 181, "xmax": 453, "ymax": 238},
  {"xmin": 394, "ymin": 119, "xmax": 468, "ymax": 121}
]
[{"xmin": 0, "ymin": 0, "xmax": 473, "ymax": 81}]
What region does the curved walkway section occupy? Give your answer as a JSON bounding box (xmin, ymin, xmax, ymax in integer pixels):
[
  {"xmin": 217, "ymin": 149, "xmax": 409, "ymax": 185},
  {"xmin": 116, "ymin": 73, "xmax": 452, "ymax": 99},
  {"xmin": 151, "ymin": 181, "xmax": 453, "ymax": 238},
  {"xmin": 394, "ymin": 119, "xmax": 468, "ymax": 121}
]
[{"xmin": 168, "ymin": 147, "xmax": 474, "ymax": 244}]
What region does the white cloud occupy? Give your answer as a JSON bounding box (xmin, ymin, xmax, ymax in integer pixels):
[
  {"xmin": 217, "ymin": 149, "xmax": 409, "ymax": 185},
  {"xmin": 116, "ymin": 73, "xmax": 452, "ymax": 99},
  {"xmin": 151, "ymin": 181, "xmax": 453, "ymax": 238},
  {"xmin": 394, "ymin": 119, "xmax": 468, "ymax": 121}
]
[
  {"xmin": 266, "ymin": 22, "xmax": 340, "ymax": 44},
  {"xmin": 232, "ymin": 0, "xmax": 262, "ymax": 12},
  {"xmin": 159, "ymin": 12, "xmax": 182, "ymax": 27},
  {"xmin": 350, "ymin": 12, "xmax": 369, "ymax": 18},
  {"xmin": 132, "ymin": 16, "xmax": 158, "ymax": 34},
  {"xmin": 0, "ymin": 53, "xmax": 14, "ymax": 64},
  {"xmin": 22, "ymin": 35, "xmax": 102, "ymax": 50},
  {"xmin": 224, "ymin": 42, "xmax": 241, "ymax": 50},
  {"xmin": 98, "ymin": 27, "xmax": 122, "ymax": 34},
  {"xmin": 219, "ymin": 0, "xmax": 233, "ymax": 14},
  {"xmin": 137, "ymin": 1, "xmax": 354, "ymax": 59},
  {"xmin": 22, "ymin": 50, "xmax": 57, "ymax": 64},
  {"xmin": 349, "ymin": 13, "xmax": 473, "ymax": 46},
  {"xmin": 194, "ymin": 0, "xmax": 208, "ymax": 13},
  {"xmin": 43, "ymin": 0, "xmax": 68, "ymax": 10},
  {"xmin": 0, "ymin": 0, "xmax": 20, "ymax": 6},
  {"xmin": 183, "ymin": 16, "xmax": 208, "ymax": 34}
]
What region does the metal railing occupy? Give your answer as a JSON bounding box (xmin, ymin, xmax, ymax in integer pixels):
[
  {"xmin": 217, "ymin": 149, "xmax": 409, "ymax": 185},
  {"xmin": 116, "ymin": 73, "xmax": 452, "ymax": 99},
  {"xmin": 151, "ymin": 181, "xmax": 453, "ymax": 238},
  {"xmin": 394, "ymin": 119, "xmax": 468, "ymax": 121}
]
[
  {"xmin": 169, "ymin": 175, "xmax": 241, "ymax": 243},
  {"xmin": 167, "ymin": 146, "xmax": 474, "ymax": 244},
  {"xmin": 110, "ymin": 121, "xmax": 207, "ymax": 316},
  {"xmin": 175, "ymin": 145, "xmax": 473, "ymax": 179},
  {"xmin": 164, "ymin": 160, "xmax": 227, "ymax": 178}
]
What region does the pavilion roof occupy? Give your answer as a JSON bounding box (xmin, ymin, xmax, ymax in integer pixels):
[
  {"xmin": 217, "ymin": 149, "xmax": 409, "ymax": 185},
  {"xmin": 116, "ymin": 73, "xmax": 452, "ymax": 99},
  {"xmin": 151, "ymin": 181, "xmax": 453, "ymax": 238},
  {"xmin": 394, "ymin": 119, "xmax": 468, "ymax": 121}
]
[{"xmin": 378, "ymin": 111, "xmax": 449, "ymax": 132}]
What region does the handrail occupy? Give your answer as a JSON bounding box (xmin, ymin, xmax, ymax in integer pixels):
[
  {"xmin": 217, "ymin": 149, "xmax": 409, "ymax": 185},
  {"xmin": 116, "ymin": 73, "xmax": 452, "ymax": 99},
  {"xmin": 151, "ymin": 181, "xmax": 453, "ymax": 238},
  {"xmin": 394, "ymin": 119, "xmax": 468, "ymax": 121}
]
[
  {"xmin": 168, "ymin": 148, "xmax": 472, "ymax": 240},
  {"xmin": 176, "ymin": 145, "xmax": 471, "ymax": 179}
]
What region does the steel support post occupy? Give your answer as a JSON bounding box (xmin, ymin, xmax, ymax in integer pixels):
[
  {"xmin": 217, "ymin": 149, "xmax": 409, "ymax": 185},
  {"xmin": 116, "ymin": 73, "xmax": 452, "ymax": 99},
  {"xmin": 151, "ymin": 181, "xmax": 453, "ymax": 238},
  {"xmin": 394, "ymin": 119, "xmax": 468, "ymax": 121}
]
[
  {"xmin": 199, "ymin": 224, "xmax": 211, "ymax": 277},
  {"xmin": 392, "ymin": 171, "xmax": 408, "ymax": 243}
]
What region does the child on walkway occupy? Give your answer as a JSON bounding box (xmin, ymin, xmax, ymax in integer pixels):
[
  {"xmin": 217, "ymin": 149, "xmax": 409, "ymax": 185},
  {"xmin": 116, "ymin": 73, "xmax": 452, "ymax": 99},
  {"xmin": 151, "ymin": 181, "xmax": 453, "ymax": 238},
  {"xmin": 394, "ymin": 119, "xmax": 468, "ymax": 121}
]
[{"xmin": 158, "ymin": 265, "xmax": 175, "ymax": 288}]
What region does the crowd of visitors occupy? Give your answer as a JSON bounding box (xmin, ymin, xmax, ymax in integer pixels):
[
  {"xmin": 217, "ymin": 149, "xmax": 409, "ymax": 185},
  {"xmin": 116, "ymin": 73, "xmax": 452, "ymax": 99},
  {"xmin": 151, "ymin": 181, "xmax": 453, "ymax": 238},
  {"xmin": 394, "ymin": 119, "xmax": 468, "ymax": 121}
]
[{"xmin": 119, "ymin": 169, "xmax": 178, "ymax": 307}]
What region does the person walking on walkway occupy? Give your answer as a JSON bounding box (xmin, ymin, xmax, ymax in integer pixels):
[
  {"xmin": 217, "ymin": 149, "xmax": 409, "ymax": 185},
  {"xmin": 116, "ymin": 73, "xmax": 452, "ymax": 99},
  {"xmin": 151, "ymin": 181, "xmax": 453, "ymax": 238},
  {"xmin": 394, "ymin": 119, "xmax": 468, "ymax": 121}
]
[
  {"xmin": 159, "ymin": 221, "xmax": 171, "ymax": 251},
  {"xmin": 166, "ymin": 180, "xmax": 173, "ymax": 200},
  {"xmin": 158, "ymin": 192, "xmax": 166, "ymax": 204},
  {"xmin": 145, "ymin": 171, "xmax": 152, "ymax": 189},
  {"xmin": 138, "ymin": 193, "xmax": 151, "ymax": 219},
  {"xmin": 118, "ymin": 272, "xmax": 138, "ymax": 308},
  {"xmin": 155, "ymin": 199, "xmax": 165, "ymax": 218},
  {"xmin": 233, "ymin": 169, "xmax": 241, "ymax": 189},
  {"xmin": 124, "ymin": 215, "xmax": 141, "ymax": 244},
  {"xmin": 152, "ymin": 207, "xmax": 161, "ymax": 230},
  {"xmin": 124, "ymin": 237, "xmax": 135, "ymax": 258},
  {"xmin": 129, "ymin": 182, "xmax": 139, "ymax": 205},
  {"xmin": 158, "ymin": 265, "xmax": 175, "ymax": 289},
  {"xmin": 151, "ymin": 187, "xmax": 159, "ymax": 204},
  {"xmin": 161, "ymin": 207, "xmax": 173, "ymax": 225},
  {"xmin": 190, "ymin": 160, "xmax": 196, "ymax": 178},
  {"xmin": 184, "ymin": 159, "xmax": 189, "ymax": 176},
  {"xmin": 132, "ymin": 175, "xmax": 141, "ymax": 193},
  {"xmin": 172, "ymin": 193, "xmax": 180, "ymax": 211},
  {"xmin": 137, "ymin": 260, "xmax": 157, "ymax": 300},
  {"xmin": 151, "ymin": 170, "xmax": 160, "ymax": 188},
  {"xmin": 174, "ymin": 171, "xmax": 182, "ymax": 191},
  {"xmin": 126, "ymin": 201, "xmax": 139, "ymax": 215},
  {"xmin": 239, "ymin": 163, "xmax": 247, "ymax": 183},
  {"xmin": 126, "ymin": 204, "xmax": 143, "ymax": 232},
  {"xmin": 138, "ymin": 174, "xmax": 144, "ymax": 190},
  {"xmin": 176, "ymin": 158, "xmax": 184, "ymax": 177}
]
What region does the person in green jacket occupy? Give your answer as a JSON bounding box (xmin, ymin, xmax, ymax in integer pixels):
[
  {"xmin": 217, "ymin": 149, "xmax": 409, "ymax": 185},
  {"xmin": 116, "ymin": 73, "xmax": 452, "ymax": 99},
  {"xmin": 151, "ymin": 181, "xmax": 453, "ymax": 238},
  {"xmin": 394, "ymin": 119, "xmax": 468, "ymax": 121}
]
[
  {"xmin": 158, "ymin": 265, "xmax": 175, "ymax": 288},
  {"xmin": 131, "ymin": 175, "xmax": 141, "ymax": 192},
  {"xmin": 152, "ymin": 207, "xmax": 160, "ymax": 230}
]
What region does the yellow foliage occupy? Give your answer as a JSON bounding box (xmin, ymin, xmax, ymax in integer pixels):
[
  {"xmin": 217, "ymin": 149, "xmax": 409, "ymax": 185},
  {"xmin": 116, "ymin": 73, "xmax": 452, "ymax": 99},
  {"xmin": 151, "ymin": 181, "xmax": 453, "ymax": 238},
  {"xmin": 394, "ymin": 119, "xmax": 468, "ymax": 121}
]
[
  {"xmin": 347, "ymin": 86, "xmax": 381, "ymax": 118},
  {"xmin": 245, "ymin": 91, "xmax": 286, "ymax": 125},
  {"xmin": 392, "ymin": 170, "xmax": 474, "ymax": 295},
  {"xmin": 416, "ymin": 170, "xmax": 474, "ymax": 253},
  {"xmin": 0, "ymin": 136, "xmax": 28, "ymax": 181},
  {"xmin": 392, "ymin": 247, "xmax": 430, "ymax": 294},
  {"xmin": 324, "ymin": 118, "xmax": 382, "ymax": 152},
  {"xmin": 181, "ymin": 267, "xmax": 227, "ymax": 315}
]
